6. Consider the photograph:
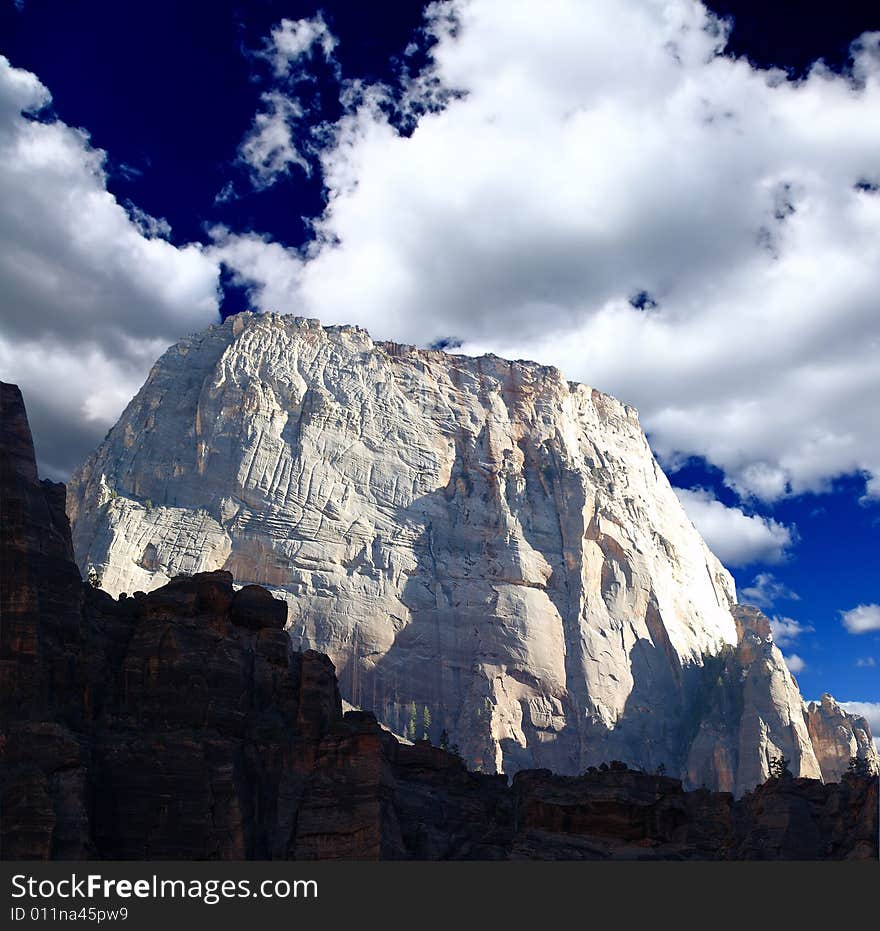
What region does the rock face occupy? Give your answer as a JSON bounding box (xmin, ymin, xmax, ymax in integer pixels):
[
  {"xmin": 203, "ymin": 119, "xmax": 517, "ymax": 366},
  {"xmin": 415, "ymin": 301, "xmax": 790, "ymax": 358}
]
[
  {"xmin": 65, "ymin": 316, "xmax": 870, "ymax": 789},
  {"xmin": 681, "ymin": 606, "xmax": 871, "ymax": 796},
  {"xmin": 2, "ymin": 386, "xmax": 877, "ymax": 861},
  {"xmin": 806, "ymin": 694, "xmax": 879, "ymax": 783},
  {"xmin": 1, "ymin": 383, "xmax": 84, "ymax": 712},
  {"xmin": 1, "ymin": 381, "xmax": 91, "ymax": 859}
]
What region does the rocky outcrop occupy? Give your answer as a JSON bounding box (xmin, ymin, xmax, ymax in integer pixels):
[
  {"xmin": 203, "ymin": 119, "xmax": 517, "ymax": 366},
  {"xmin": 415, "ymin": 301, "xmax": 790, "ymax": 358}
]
[
  {"xmin": 1, "ymin": 382, "xmax": 93, "ymax": 859},
  {"xmin": 806, "ymin": 694, "xmax": 879, "ymax": 783},
  {"xmin": 511, "ymin": 765, "xmax": 878, "ymax": 861},
  {"xmin": 1, "ymin": 379, "xmax": 327, "ymax": 858},
  {"xmin": 1, "ymin": 382, "xmax": 86, "ymax": 720},
  {"xmin": 65, "ymin": 314, "xmax": 857, "ymax": 791},
  {"xmin": 684, "ymin": 606, "xmax": 822, "ymax": 796},
  {"xmin": 1, "ymin": 384, "xmax": 876, "ymax": 860}
]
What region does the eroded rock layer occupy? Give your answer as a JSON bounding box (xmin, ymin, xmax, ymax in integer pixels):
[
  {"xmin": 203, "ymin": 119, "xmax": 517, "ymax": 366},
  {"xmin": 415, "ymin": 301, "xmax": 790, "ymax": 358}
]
[{"xmin": 64, "ymin": 318, "xmax": 875, "ymax": 787}]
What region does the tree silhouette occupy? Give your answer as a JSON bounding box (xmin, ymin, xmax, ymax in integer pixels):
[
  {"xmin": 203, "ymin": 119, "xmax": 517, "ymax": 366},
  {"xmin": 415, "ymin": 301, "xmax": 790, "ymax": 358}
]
[
  {"xmin": 847, "ymin": 755, "xmax": 873, "ymax": 777},
  {"xmin": 768, "ymin": 755, "xmax": 791, "ymax": 780}
]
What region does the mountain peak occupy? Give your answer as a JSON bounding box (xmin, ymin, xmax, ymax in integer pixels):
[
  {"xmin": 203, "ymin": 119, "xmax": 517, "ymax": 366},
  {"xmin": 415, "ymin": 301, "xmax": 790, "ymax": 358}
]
[{"xmin": 65, "ymin": 319, "xmax": 874, "ymax": 789}]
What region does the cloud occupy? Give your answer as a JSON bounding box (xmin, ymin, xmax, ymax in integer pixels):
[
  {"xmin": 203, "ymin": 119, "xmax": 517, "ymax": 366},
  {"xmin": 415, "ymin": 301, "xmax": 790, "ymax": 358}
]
[
  {"xmin": 238, "ymin": 15, "xmax": 340, "ymax": 189},
  {"xmin": 239, "ymin": 91, "xmax": 310, "ymax": 188},
  {"xmin": 124, "ymin": 201, "xmax": 172, "ymax": 240},
  {"xmin": 214, "ymin": 180, "xmax": 237, "ymax": 205},
  {"xmin": 837, "ymin": 701, "xmax": 880, "ymax": 753},
  {"xmin": 209, "ymin": 227, "xmax": 303, "ymax": 311},
  {"xmin": 259, "ymin": 14, "xmax": 338, "ymax": 78},
  {"xmin": 213, "ymin": 0, "xmax": 880, "ymax": 505},
  {"xmin": 841, "ymin": 603, "xmax": 880, "ymax": 634},
  {"xmin": 674, "ymin": 488, "xmax": 793, "ymax": 567},
  {"xmin": 855, "ymin": 656, "xmax": 876, "ymax": 667},
  {"xmin": 740, "ymin": 572, "xmax": 800, "ymax": 609},
  {"xmin": 0, "ymin": 56, "xmax": 220, "ymax": 478},
  {"xmin": 768, "ymin": 616, "xmax": 814, "ymax": 649},
  {"xmin": 784, "ymin": 653, "xmax": 806, "ymax": 674}
]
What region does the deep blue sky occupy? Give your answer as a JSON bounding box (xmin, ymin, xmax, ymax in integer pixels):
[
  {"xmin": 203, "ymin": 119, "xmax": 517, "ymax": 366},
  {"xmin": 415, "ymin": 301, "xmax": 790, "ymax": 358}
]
[{"xmin": 2, "ymin": 0, "xmax": 878, "ymax": 704}]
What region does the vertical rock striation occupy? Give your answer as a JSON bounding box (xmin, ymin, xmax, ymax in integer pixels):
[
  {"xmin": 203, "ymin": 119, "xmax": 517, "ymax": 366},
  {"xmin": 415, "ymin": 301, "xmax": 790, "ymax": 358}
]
[{"xmin": 64, "ymin": 317, "xmax": 873, "ymax": 789}]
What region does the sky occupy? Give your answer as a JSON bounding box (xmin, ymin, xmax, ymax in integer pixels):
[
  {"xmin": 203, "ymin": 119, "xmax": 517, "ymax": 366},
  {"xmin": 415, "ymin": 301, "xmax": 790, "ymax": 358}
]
[{"xmin": 1, "ymin": 0, "xmax": 878, "ymax": 719}]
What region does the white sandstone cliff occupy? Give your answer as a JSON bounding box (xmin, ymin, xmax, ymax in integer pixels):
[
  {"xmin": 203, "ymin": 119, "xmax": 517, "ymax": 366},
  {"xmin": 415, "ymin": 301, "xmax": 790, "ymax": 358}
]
[
  {"xmin": 805, "ymin": 694, "xmax": 879, "ymax": 782},
  {"xmin": 67, "ymin": 313, "xmax": 862, "ymax": 789}
]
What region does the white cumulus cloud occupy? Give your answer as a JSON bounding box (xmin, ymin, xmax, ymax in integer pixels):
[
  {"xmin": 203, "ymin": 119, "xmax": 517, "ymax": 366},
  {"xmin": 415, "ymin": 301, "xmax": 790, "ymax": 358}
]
[
  {"xmin": 0, "ymin": 56, "xmax": 221, "ymax": 478},
  {"xmin": 784, "ymin": 653, "xmax": 806, "ymax": 674},
  {"xmin": 213, "ymin": 0, "xmax": 880, "ymax": 507},
  {"xmin": 674, "ymin": 488, "xmax": 793, "ymax": 567},
  {"xmin": 841, "ymin": 603, "xmax": 880, "ymax": 634}
]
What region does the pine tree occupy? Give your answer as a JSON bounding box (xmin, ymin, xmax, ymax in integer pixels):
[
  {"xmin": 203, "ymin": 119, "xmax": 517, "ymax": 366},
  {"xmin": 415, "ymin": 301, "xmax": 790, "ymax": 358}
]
[
  {"xmin": 407, "ymin": 701, "xmax": 417, "ymax": 741},
  {"xmin": 768, "ymin": 755, "xmax": 791, "ymax": 780},
  {"xmin": 847, "ymin": 755, "xmax": 872, "ymax": 777},
  {"xmin": 422, "ymin": 705, "xmax": 431, "ymax": 741}
]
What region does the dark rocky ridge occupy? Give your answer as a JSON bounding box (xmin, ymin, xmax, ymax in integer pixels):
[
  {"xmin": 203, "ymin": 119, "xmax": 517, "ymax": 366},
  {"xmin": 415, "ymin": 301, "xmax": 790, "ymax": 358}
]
[{"xmin": 1, "ymin": 382, "xmax": 877, "ymax": 860}]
